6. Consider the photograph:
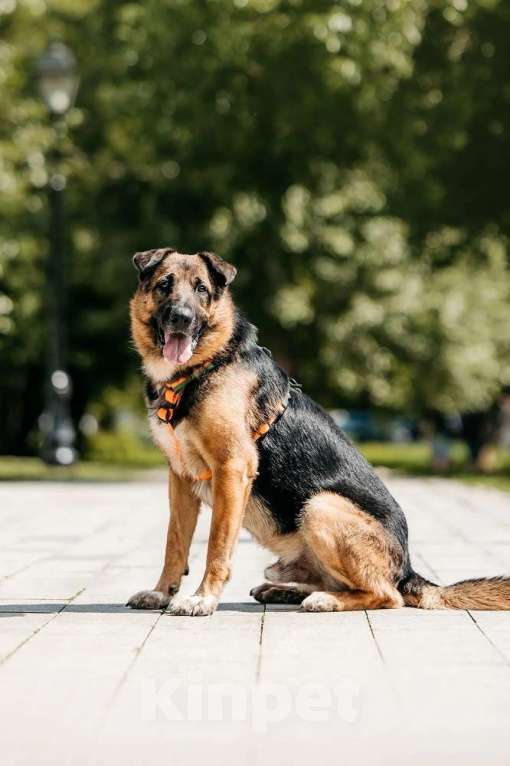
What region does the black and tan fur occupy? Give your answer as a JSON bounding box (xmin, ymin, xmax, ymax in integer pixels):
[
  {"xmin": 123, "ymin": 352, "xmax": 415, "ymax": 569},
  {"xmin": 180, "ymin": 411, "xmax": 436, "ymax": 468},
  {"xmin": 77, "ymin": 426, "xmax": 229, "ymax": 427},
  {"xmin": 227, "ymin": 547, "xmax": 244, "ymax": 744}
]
[{"xmin": 128, "ymin": 247, "xmax": 510, "ymax": 616}]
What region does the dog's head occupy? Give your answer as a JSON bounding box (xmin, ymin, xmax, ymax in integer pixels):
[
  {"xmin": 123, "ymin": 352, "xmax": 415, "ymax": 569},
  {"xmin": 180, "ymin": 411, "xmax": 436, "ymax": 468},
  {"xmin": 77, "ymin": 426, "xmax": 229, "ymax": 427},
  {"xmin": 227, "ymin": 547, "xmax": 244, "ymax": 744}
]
[{"xmin": 130, "ymin": 247, "xmax": 237, "ymax": 380}]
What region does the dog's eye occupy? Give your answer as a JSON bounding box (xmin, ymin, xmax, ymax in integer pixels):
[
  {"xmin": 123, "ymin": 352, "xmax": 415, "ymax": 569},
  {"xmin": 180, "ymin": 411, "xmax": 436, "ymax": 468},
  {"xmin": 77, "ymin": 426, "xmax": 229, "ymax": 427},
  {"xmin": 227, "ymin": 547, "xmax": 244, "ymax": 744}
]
[
  {"xmin": 156, "ymin": 276, "xmax": 173, "ymax": 295},
  {"xmin": 195, "ymin": 282, "xmax": 208, "ymax": 296}
]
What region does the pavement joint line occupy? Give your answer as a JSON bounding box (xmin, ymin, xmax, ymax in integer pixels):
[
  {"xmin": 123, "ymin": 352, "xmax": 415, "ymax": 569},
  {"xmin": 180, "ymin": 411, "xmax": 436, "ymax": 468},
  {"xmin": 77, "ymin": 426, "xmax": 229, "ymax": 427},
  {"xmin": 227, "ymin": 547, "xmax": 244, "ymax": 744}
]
[
  {"xmin": 0, "ymin": 586, "xmax": 86, "ymax": 668},
  {"xmin": 466, "ymin": 610, "xmax": 510, "ymax": 666},
  {"xmin": 414, "ymin": 551, "xmax": 443, "ymax": 585},
  {"xmin": 0, "ymin": 516, "xmax": 127, "ymax": 587},
  {"xmin": 410, "ymin": 492, "xmax": 506, "ymax": 571},
  {"xmin": 255, "ymin": 606, "xmax": 266, "ymax": 682},
  {"xmin": 56, "ymin": 533, "xmax": 162, "ymax": 613},
  {"xmin": 1, "ymin": 597, "xmax": 65, "ymax": 602},
  {"xmin": 106, "ymin": 610, "xmax": 164, "ymax": 708},
  {"xmin": 430, "ymin": 481, "xmax": 510, "ymax": 567},
  {"xmin": 443, "ymin": 493, "xmax": 510, "ymax": 569},
  {"xmin": 58, "ymin": 558, "xmax": 120, "ymax": 613},
  {"xmin": 365, "ymin": 609, "xmax": 415, "ymax": 713},
  {"xmin": 105, "ymin": 545, "xmax": 204, "ymax": 705},
  {"xmin": 0, "ymin": 554, "xmax": 54, "ymax": 584},
  {"xmin": 364, "ymin": 610, "xmax": 385, "ymax": 664}
]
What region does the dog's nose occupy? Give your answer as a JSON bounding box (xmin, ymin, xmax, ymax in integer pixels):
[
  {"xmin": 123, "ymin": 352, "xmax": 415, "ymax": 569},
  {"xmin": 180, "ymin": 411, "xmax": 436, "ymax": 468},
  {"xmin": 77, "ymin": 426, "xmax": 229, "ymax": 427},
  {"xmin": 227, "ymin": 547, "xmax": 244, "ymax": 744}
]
[{"xmin": 170, "ymin": 305, "xmax": 193, "ymax": 332}]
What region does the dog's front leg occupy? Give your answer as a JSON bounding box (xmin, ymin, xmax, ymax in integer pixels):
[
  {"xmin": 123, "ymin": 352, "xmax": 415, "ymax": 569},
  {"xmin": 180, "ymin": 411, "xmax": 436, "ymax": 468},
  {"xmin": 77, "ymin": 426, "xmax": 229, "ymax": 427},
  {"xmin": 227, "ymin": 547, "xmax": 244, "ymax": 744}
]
[
  {"xmin": 128, "ymin": 468, "xmax": 200, "ymax": 610},
  {"xmin": 168, "ymin": 455, "xmax": 254, "ymax": 616}
]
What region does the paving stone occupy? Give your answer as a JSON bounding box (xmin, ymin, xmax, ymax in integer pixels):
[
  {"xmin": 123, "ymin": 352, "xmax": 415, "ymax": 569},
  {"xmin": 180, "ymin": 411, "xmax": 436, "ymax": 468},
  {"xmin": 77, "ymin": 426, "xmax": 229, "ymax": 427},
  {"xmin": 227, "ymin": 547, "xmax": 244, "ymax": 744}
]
[{"xmin": 0, "ymin": 476, "xmax": 509, "ymax": 765}]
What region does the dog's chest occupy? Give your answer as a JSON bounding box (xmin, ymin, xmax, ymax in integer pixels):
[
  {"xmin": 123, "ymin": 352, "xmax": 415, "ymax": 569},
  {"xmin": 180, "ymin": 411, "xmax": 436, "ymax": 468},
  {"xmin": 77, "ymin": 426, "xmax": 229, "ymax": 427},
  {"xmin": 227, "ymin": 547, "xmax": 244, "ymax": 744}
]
[{"xmin": 149, "ymin": 416, "xmax": 208, "ymax": 483}]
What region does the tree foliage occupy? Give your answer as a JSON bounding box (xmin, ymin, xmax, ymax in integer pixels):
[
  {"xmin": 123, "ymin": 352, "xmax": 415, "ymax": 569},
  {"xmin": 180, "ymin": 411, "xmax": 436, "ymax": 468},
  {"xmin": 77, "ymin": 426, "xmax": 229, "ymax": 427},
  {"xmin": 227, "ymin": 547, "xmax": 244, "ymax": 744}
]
[{"xmin": 1, "ymin": 0, "xmax": 510, "ymax": 453}]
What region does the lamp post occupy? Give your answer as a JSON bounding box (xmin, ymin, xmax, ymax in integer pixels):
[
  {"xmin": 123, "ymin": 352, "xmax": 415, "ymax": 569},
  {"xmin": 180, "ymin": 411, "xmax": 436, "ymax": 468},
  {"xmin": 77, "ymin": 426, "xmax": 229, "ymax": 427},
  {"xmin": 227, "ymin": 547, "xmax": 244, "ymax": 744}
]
[{"xmin": 37, "ymin": 43, "xmax": 79, "ymax": 466}]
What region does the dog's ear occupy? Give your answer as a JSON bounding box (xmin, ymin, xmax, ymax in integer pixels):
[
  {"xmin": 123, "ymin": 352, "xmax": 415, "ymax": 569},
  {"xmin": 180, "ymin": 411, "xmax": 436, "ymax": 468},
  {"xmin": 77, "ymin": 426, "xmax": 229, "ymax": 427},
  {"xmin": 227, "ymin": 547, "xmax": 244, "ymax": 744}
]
[
  {"xmin": 132, "ymin": 249, "xmax": 173, "ymax": 283},
  {"xmin": 198, "ymin": 251, "xmax": 237, "ymax": 293}
]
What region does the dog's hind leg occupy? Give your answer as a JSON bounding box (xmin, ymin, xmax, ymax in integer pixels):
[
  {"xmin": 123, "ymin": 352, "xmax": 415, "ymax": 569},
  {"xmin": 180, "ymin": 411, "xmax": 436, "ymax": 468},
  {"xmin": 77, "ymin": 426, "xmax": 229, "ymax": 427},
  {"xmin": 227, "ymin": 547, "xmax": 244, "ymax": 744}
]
[
  {"xmin": 252, "ymin": 550, "xmax": 324, "ymax": 604},
  {"xmin": 299, "ymin": 492, "xmax": 404, "ymax": 613},
  {"xmin": 264, "ymin": 550, "xmax": 320, "ymax": 583}
]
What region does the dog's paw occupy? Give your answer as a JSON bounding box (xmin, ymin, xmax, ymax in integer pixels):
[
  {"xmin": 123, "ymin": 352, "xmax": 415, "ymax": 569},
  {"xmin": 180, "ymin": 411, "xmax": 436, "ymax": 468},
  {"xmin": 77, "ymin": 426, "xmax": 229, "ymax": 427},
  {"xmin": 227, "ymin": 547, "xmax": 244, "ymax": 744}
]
[
  {"xmin": 167, "ymin": 594, "xmax": 218, "ymax": 617},
  {"xmin": 301, "ymin": 592, "xmax": 340, "ymax": 612},
  {"xmin": 250, "ymin": 582, "xmax": 271, "ymax": 602},
  {"xmin": 126, "ymin": 590, "xmax": 170, "ymax": 610},
  {"xmin": 250, "ymin": 582, "xmax": 306, "ymax": 605}
]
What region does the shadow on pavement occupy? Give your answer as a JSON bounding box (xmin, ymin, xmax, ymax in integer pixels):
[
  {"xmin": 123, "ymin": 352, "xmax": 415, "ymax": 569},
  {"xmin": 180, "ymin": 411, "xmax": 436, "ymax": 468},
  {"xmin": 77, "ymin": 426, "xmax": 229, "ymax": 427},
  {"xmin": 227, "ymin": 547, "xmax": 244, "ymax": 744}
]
[{"xmin": 0, "ymin": 601, "xmax": 267, "ymax": 614}]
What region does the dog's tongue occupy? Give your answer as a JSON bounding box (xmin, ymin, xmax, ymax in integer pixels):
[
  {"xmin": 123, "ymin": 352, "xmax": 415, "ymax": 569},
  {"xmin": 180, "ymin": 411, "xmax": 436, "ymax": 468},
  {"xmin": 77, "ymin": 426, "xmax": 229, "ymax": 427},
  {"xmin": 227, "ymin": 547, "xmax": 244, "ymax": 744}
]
[{"xmin": 163, "ymin": 333, "xmax": 193, "ymax": 364}]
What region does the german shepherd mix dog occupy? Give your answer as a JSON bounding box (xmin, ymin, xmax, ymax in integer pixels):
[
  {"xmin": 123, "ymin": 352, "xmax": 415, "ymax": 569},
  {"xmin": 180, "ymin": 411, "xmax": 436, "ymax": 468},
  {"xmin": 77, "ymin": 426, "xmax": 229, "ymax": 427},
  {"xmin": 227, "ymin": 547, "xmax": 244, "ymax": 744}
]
[{"xmin": 128, "ymin": 247, "xmax": 510, "ymax": 616}]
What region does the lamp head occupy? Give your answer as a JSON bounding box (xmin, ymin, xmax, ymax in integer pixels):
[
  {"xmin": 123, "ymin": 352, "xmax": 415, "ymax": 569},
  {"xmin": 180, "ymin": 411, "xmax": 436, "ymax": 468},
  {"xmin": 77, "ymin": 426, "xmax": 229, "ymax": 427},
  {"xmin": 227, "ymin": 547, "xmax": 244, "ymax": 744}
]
[{"xmin": 37, "ymin": 43, "xmax": 79, "ymax": 115}]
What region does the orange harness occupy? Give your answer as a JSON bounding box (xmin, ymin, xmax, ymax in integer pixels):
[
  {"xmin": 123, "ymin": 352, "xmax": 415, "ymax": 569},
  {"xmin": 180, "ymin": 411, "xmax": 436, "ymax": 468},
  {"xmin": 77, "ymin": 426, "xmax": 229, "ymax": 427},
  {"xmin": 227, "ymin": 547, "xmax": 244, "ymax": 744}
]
[{"xmin": 156, "ymin": 363, "xmax": 287, "ymax": 482}]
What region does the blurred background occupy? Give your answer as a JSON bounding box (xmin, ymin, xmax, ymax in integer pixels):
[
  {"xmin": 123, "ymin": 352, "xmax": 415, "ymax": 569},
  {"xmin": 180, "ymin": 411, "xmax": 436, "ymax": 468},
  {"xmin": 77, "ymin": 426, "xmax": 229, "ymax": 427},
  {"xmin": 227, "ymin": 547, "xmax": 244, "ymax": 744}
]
[{"xmin": 1, "ymin": 0, "xmax": 510, "ymax": 486}]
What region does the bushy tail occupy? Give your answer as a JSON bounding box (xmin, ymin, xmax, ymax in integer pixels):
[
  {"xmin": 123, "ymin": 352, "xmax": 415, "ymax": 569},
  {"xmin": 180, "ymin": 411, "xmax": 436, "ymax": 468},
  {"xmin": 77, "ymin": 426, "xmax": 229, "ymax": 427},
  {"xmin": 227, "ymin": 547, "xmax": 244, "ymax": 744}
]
[{"xmin": 400, "ymin": 571, "xmax": 510, "ymax": 610}]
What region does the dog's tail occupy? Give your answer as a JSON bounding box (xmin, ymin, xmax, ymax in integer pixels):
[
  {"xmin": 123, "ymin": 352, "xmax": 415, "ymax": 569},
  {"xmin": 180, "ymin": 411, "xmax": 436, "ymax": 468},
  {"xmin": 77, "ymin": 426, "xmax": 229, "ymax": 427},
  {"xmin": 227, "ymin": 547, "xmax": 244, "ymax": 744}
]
[{"xmin": 400, "ymin": 571, "xmax": 510, "ymax": 610}]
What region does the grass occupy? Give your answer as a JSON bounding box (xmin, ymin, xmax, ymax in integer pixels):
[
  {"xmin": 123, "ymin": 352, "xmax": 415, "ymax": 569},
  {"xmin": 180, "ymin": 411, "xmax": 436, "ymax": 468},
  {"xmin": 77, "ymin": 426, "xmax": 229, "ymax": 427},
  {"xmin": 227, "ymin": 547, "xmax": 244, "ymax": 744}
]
[
  {"xmin": 360, "ymin": 442, "xmax": 510, "ymax": 493},
  {"xmin": 0, "ymin": 456, "xmax": 164, "ymax": 482},
  {"xmin": 1, "ymin": 443, "xmax": 510, "ymax": 492}
]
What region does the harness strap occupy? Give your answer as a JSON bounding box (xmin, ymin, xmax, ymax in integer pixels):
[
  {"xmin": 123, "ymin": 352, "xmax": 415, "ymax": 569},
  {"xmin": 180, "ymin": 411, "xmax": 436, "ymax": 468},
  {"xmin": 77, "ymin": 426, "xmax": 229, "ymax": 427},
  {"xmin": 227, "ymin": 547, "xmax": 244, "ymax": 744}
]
[
  {"xmin": 156, "ymin": 366, "xmax": 215, "ymax": 425},
  {"xmin": 155, "ymin": 363, "xmax": 289, "ymax": 483}
]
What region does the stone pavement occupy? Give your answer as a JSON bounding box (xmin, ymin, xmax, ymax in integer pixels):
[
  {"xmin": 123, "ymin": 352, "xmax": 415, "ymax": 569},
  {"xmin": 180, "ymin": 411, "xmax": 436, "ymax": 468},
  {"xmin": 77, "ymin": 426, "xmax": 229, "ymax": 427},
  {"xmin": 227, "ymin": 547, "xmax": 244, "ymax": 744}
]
[{"xmin": 1, "ymin": 476, "xmax": 510, "ymax": 765}]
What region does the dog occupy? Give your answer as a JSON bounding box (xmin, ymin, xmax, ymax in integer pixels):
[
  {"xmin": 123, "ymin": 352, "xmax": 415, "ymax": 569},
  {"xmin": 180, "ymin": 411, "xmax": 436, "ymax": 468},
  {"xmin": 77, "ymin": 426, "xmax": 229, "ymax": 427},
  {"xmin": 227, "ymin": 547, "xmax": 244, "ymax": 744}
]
[{"xmin": 127, "ymin": 247, "xmax": 510, "ymax": 616}]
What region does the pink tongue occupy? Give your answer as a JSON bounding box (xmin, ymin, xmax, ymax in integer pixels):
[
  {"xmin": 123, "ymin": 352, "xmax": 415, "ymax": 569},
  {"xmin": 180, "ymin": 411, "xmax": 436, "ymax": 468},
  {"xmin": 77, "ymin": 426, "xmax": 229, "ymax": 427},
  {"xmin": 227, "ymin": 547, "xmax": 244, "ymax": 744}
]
[{"xmin": 163, "ymin": 333, "xmax": 193, "ymax": 364}]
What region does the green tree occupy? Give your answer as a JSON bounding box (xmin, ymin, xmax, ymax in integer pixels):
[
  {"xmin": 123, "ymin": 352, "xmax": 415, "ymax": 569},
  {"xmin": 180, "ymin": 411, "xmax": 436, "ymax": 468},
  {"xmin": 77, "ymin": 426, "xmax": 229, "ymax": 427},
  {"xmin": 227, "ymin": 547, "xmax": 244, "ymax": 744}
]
[{"xmin": 1, "ymin": 0, "xmax": 509, "ymax": 453}]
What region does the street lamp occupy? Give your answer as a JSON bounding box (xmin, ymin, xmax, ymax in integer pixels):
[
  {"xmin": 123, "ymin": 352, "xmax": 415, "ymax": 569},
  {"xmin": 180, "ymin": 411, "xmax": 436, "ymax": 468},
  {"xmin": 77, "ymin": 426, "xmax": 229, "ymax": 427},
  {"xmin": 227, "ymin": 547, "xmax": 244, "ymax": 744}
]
[
  {"xmin": 37, "ymin": 43, "xmax": 79, "ymax": 466},
  {"xmin": 37, "ymin": 43, "xmax": 79, "ymax": 115}
]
